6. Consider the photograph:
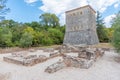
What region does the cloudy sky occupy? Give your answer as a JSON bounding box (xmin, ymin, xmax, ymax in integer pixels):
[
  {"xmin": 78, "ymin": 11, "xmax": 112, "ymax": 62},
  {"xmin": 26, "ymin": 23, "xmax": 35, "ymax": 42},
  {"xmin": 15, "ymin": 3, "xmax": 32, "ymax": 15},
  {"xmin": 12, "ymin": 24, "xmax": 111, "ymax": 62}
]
[{"xmin": 6, "ymin": 0, "xmax": 120, "ymax": 27}]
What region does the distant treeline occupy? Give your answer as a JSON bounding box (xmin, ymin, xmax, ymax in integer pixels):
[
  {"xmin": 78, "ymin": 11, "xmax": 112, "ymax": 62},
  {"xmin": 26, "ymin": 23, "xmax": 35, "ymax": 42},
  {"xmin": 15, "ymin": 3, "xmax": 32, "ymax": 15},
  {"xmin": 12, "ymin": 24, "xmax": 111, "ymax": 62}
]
[
  {"xmin": 0, "ymin": 11, "xmax": 119, "ymax": 48},
  {"xmin": 0, "ymin": 13, "xmax": 65, "ymax": 47}
]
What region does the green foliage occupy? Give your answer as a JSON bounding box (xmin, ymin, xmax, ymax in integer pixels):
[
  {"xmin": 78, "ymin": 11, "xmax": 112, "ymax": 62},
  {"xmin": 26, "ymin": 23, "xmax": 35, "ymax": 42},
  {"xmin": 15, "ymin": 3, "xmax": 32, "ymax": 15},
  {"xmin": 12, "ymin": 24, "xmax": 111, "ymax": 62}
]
[
  {"xmin": 112, "ymin": 11, "xmax": 120, "ymax": 53},
  {"xmin": 25, "ymin": 21, "xmax": 42, "ymax": 31},
  {"xmin": 41, "ymin": 32, "xmax": 53, "ymax": 46},
  {"xmin": 19, "ymin": 27, "xmax": 35, "ymax": 47},
  {"xmin": 48, "ymin": 28, "xmax": 64, "ymax": 44},
  {"xmin": 20, "ymin": 32, "xmax": 33, "ymax": 48},
  {"xmin": 0, "ymin": 0, "xmax": 10, "ymax": 20},
  {"xmin": 32, "ymin": 31, "xmax": 43, "ymax": 46},
  {"xmin": 0, "ymin": 27, "xmax": 12, "ymax": 47},
  {"xmin": 0, "ymin": 13, "xmax": 65, "ymax": 48},
  {"xmin": 105, "ymin": 27, "xmax": 114, "ymax": 42},
  {"xmin": 39, "ymin": 13, "xmax": 60, "ymax": 27},
  {"xmin": 96, "ymin": 11, "xmax": 109, "ymax": 42}
]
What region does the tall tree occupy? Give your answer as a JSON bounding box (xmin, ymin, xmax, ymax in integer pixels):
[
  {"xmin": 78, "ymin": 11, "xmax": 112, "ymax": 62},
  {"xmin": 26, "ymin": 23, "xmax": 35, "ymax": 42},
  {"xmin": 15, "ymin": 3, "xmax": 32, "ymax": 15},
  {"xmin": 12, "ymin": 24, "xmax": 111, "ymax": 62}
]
[
  {"xmin": 0, "ymin": 27, "xmax": 12, "ymax": 47},
  {"xmin": 96, "ymin": 11, "xmax": 109, "ymax": 42},
  {"xmin": 112, "ymin": 11, "xmax": 120, "ymax": 52},
  {"xmin": 39, "ymin": 13, "xmax": 60, "ymax": 27},
  {"xmin": 0, "ymin": 0, "xmax": 10, "ymax": 20}
]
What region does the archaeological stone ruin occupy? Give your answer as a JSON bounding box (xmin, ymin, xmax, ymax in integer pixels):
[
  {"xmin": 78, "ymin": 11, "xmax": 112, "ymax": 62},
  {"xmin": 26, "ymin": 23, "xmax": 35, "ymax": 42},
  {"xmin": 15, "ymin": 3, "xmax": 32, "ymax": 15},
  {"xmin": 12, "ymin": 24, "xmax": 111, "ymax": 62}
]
[
  {"xmin": 45, "ymin": 44, "xmax": 104, "ymax": 73},
  {"xmin": 3, "ymin": 5, "xmax": 105, "ymax": 74},
  {"xmin": 64, "ymin": 5, "xmax": 99, "ymax": 45}
]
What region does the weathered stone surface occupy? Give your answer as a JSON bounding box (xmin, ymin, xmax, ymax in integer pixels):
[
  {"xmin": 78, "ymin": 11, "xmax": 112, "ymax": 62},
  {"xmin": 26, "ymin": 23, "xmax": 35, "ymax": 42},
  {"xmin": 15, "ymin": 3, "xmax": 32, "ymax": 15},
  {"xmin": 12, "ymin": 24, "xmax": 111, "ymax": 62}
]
[
  {"xmin": 49, "ymin": 52, "xmax": 60, "ymax": 58},
  {"xmin": 4, "ymin": 54, "xmax": 47, "ymax": 66},
  {"xmin": 78, "ymin": 49, "xmax": 95, "ymax": 60},
  {"xmin": 63, "ymin": 5, "xmax": 99, "ymax": 45},
  {"xmin": 4, "ymin": 56, "xmax": 24, "ymax": 65},
  {"xmin": 43, "ymin": 48, "xmax": 54, "ymax": 52},
  {"xmin": 94, "ymin": 48, "xmax": 104, "ymax": 60},
  {"xmin": 29, "ymin": 49, "xmax": 36, "ymax": 52},
  {"xmin": 59, "ymin": 44, "xmax": 80, "ymax": 54},
  {"xmin": 45, "ymin": 60, "xmax": 66, "ymax": 73},
  {"xmin": 63, "ymin": 55, "xmax": 94, "ymax": 69}
]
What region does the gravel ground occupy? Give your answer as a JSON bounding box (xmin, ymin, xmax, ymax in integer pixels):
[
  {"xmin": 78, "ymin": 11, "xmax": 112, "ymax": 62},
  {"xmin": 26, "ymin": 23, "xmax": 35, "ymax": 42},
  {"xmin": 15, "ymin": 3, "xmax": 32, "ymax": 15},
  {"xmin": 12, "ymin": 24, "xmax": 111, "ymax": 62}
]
[{"xmin": 0, "ymin": 51, "xmax": 120, "ymax": 80}]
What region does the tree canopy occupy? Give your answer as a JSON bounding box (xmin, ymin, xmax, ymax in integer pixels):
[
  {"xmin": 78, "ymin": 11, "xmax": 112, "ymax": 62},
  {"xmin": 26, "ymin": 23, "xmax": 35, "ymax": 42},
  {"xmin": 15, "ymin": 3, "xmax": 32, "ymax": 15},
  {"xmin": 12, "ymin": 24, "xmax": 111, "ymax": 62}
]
[
  {"xmin": 0, "ymin": 0, "xmax": 10, "ymax": 20},
  {"xmin": 96, "ymin": 11, "xmax": 109, "ymax": 42},
  {"xmin": 112, "ymin": 11, "xmax": 120, "ymax": 53},
  {"xmin": 39, "ymin": 13, "xmax": 60, "ymax": 27}
]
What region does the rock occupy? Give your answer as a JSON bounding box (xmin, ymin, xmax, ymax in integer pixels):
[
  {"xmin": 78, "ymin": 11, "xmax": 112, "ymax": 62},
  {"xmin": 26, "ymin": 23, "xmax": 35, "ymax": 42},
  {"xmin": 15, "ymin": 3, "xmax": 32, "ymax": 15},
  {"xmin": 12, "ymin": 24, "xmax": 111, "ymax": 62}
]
[
  {"xmin": 24, "ymin": 55, "xmax": 37, "ymax": 59},
  {"xmin": 29, "ymin": 49, "xmax": 36, "ymax": 52},
  {"xmin": 78, "ymin": 49, "xmax": 95, "ymax": 60},
  {"xmin": 63, "ymin": 55, "xmax": 94, "ymax": 69},
  {"xmin": 80, "ymin": 59, "xmax": 94, "ymax": 69},
  {"xmin": 43, "ymin": 48, "xmax": 54, "ymax": 52},
  {"xmin": 59, "ymin": 44, "xmax": 80, "ymax": 54},
  {"xmin": 45, "ymin": 60, "xmax": 66, "ymax": 73},
  {"xmin": 49, "ymin": 52, "xmax": 60, "ymax": 58}
]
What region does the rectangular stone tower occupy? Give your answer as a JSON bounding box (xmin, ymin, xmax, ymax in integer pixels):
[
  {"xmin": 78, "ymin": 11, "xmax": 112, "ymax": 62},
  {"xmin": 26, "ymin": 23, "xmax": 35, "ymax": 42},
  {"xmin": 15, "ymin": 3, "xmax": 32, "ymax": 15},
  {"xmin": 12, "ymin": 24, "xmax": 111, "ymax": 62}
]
[{"xmin": 63, "ymin": 5, "xmax": 99, "ymax": 45}]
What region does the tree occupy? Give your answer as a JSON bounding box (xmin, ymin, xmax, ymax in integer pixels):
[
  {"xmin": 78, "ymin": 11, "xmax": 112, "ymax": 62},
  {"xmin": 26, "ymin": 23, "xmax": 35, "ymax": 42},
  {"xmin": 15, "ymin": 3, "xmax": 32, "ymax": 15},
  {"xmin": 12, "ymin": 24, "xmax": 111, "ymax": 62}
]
[
  {"xmin": 0, "ymin": 0, "xmax": 10, "ymax": 20},
  {"xmin": 112, "ymin": 11, "xmax": 120, "ymax": 52},
  {"xmin": 0, "ymin": 19, "xmax": 18, "ymax": 27},
  {"xmin": 20, "ymin": 32, "xmax": 33, "ymax": 47},
  {"xmin": 25, "ymin": 21, "xmax": 42, "ymax": 31},
  {"xmin": 19, "ymin": 27, "xmax": 34, "ymax": 47},
  {"xmin": 39, "ymin": 13, "xmax": 60, "ymax": 27},
  {"xmin": 48, "ymin": 28, "xmax": 64, "ymax": 44},
  {"xmin": 96, "ymin": 11, "xmax": 109, "ymax": 42},
  {"xmin": 0, "ymin": 27, "xmax": 12, "ymax": 47}
]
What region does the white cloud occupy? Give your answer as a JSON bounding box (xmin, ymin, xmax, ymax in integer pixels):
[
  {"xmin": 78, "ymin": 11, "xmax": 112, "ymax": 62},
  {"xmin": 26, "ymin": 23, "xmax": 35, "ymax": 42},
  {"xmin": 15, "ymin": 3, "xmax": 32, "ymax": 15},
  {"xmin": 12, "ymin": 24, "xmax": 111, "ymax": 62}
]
[
  {"xmin": 24, "ymin": 0, "xmax": 38, "ymax": 4},
  {"xmin": 114, "ymin": 3, "xmax": 119, "ymax": 8},
  {"xmin": 39, "ymin": 0, "xmax": 119, "ymax": 25},
  {"xmin": 104, "ymin": 14, "xmax": 116, "ymax": 27}
]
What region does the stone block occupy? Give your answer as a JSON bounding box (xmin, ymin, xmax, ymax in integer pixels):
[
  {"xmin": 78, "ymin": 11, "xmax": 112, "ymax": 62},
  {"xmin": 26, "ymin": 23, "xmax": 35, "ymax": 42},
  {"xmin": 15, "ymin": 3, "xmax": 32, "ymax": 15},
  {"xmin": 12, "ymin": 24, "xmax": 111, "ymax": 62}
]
[
  {"xmin": 45, "ymin": 60, "xmax": 66, "ymax": 73},
  {"xmin": 43, "ymin": 48, "xmax": 54, "ymax": 52},
  {"xmin": 49, "ymin": 52, "xmax": 60, "ymax": 58}
]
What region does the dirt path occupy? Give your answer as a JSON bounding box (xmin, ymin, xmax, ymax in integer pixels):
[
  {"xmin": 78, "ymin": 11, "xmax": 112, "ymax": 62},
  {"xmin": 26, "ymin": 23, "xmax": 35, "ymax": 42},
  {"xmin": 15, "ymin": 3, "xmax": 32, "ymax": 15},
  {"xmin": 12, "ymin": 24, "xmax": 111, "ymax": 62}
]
[{"xmin": 0, "ymin": 51, "xmax": 120, "ymax": 80}]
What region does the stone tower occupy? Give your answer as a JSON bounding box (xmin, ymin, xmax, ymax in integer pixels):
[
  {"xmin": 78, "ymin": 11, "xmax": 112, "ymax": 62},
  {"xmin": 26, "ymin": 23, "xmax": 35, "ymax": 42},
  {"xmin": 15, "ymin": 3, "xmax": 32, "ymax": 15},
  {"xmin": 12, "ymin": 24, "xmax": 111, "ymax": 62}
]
[{"xmin": 63, "ymin": 5, "xmax": 99, "ymax": 45}]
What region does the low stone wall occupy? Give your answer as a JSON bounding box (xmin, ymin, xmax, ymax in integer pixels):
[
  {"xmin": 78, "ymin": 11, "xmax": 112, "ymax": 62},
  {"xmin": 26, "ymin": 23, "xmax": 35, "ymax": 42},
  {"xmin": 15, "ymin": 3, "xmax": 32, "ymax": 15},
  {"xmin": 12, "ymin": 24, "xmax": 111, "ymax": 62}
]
[
  {"xmin": 4, "ymin": 54, "xmax": 47, "ymax": 66},
  {"xmin": 63, "ymin": 55, "xmax": 94, "ymax": 69}
]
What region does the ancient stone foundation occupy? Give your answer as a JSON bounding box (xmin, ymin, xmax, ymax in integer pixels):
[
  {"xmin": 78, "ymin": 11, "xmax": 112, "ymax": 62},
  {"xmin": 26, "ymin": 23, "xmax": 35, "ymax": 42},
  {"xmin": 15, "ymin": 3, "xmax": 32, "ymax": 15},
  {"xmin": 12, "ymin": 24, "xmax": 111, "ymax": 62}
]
[
  {"xmin": 4, "ymin": 54, "xmax": 47, "ymax": 66},
  {"xmin": 3, "ymin": 45, "xmax": 104, "ymax": 73},
  {"xmin": 3, "ymin": 49, "xmax": 60, "ymax": 66},
  {"xmin": 45, "ymin": 44, "xmax": 104, "ymax": 73}
]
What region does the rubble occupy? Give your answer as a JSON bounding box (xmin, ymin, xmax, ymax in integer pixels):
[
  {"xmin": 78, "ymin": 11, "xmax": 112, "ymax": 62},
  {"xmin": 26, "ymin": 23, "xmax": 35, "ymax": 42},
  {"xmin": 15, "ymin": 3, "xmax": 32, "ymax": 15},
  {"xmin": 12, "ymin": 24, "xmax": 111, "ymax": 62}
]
[
  {"xmin": 45, "ymin": 44, "xmax": 105, "ymax": 73},
  {"xmin": 3, "ymin": 44, "xmax": 105, "ymax": 73},
  {"xmin": 45, "ymin": 60, "xmax": 66, "ymax": 73},
  {"xmin": 43, "ymin": 48, "xmax": 54, "ymax": 52},
  {"xmin": 63, "ymin": 55, "xmax": 94, "ymax": 69},
  {"xmin": 49, "ymin": 52, "xmax": 60, "ymax": 58}
]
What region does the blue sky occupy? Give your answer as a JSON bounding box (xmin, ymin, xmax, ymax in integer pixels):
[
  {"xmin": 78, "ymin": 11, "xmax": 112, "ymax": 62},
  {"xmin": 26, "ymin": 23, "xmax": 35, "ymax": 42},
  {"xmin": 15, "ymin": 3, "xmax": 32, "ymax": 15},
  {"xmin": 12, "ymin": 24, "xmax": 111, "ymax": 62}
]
[{"xmin": 5, "ymin": 0, "xmax": 120, "ymax": 27}]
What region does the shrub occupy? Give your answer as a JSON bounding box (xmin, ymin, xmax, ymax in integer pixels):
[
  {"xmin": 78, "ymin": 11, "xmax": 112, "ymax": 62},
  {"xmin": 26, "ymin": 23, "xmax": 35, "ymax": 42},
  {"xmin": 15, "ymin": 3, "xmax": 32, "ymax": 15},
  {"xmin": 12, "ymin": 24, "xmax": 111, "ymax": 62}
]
[{"xmin": 20, "ymin": 32, "xmax": 33, "ymax": 47}]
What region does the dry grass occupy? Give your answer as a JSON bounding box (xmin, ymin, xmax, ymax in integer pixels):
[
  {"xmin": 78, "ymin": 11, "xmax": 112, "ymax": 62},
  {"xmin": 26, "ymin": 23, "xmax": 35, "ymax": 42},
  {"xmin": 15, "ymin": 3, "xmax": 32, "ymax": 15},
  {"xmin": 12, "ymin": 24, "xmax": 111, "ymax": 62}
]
[
  {"xmin": 0, "ymin": 43, "xmax": 113, "ymax": 54},
  {"xmin": 0, "ymin": 45, "xmax": 61, "ymax": 54},
  {"xmin": 90, "ymin": 43, "xmax": 113, "ymax": 48}
]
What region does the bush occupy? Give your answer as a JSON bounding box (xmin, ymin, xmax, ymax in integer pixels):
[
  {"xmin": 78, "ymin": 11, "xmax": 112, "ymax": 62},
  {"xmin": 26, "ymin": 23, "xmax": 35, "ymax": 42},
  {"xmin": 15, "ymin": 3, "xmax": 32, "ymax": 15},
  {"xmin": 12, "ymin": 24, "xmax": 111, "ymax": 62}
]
[
  {"xmin": 0, "ymin": 27, "xmax": 13, "ymax": 47},
  {"xmin": 112, "ymin": 26, "xmax": 120, "ymax": 52},
  {"xmin": 41, "ymin": 36, "xmax": 53, "ymax": 46},
  {"xmin": 112, "ymin": 11, "xmax": 120, "ymax": 53},
  {"xmin": 48, "ymin": 28, "xmax": 64, "ymax": 44},
  {"xmin": 20, "ymin": 32, "xmax": 33, "ymax": 47}
]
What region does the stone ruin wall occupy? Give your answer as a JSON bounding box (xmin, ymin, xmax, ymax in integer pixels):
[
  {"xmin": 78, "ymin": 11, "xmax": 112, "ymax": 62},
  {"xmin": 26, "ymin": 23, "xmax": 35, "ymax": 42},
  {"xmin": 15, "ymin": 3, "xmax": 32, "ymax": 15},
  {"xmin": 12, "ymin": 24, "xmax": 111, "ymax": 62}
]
[{"xmin": 64, "ymin": 5, "xmax": 99, "ymax": 45}]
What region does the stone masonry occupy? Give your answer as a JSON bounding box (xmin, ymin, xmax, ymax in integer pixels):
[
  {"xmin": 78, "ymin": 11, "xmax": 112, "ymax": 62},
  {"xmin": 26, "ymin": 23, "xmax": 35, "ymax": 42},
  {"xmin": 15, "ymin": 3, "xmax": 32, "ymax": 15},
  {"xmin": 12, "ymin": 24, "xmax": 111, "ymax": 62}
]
[{"xmin": 64, "ymin": 5, "xmax": 99, "ymax": 45}]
